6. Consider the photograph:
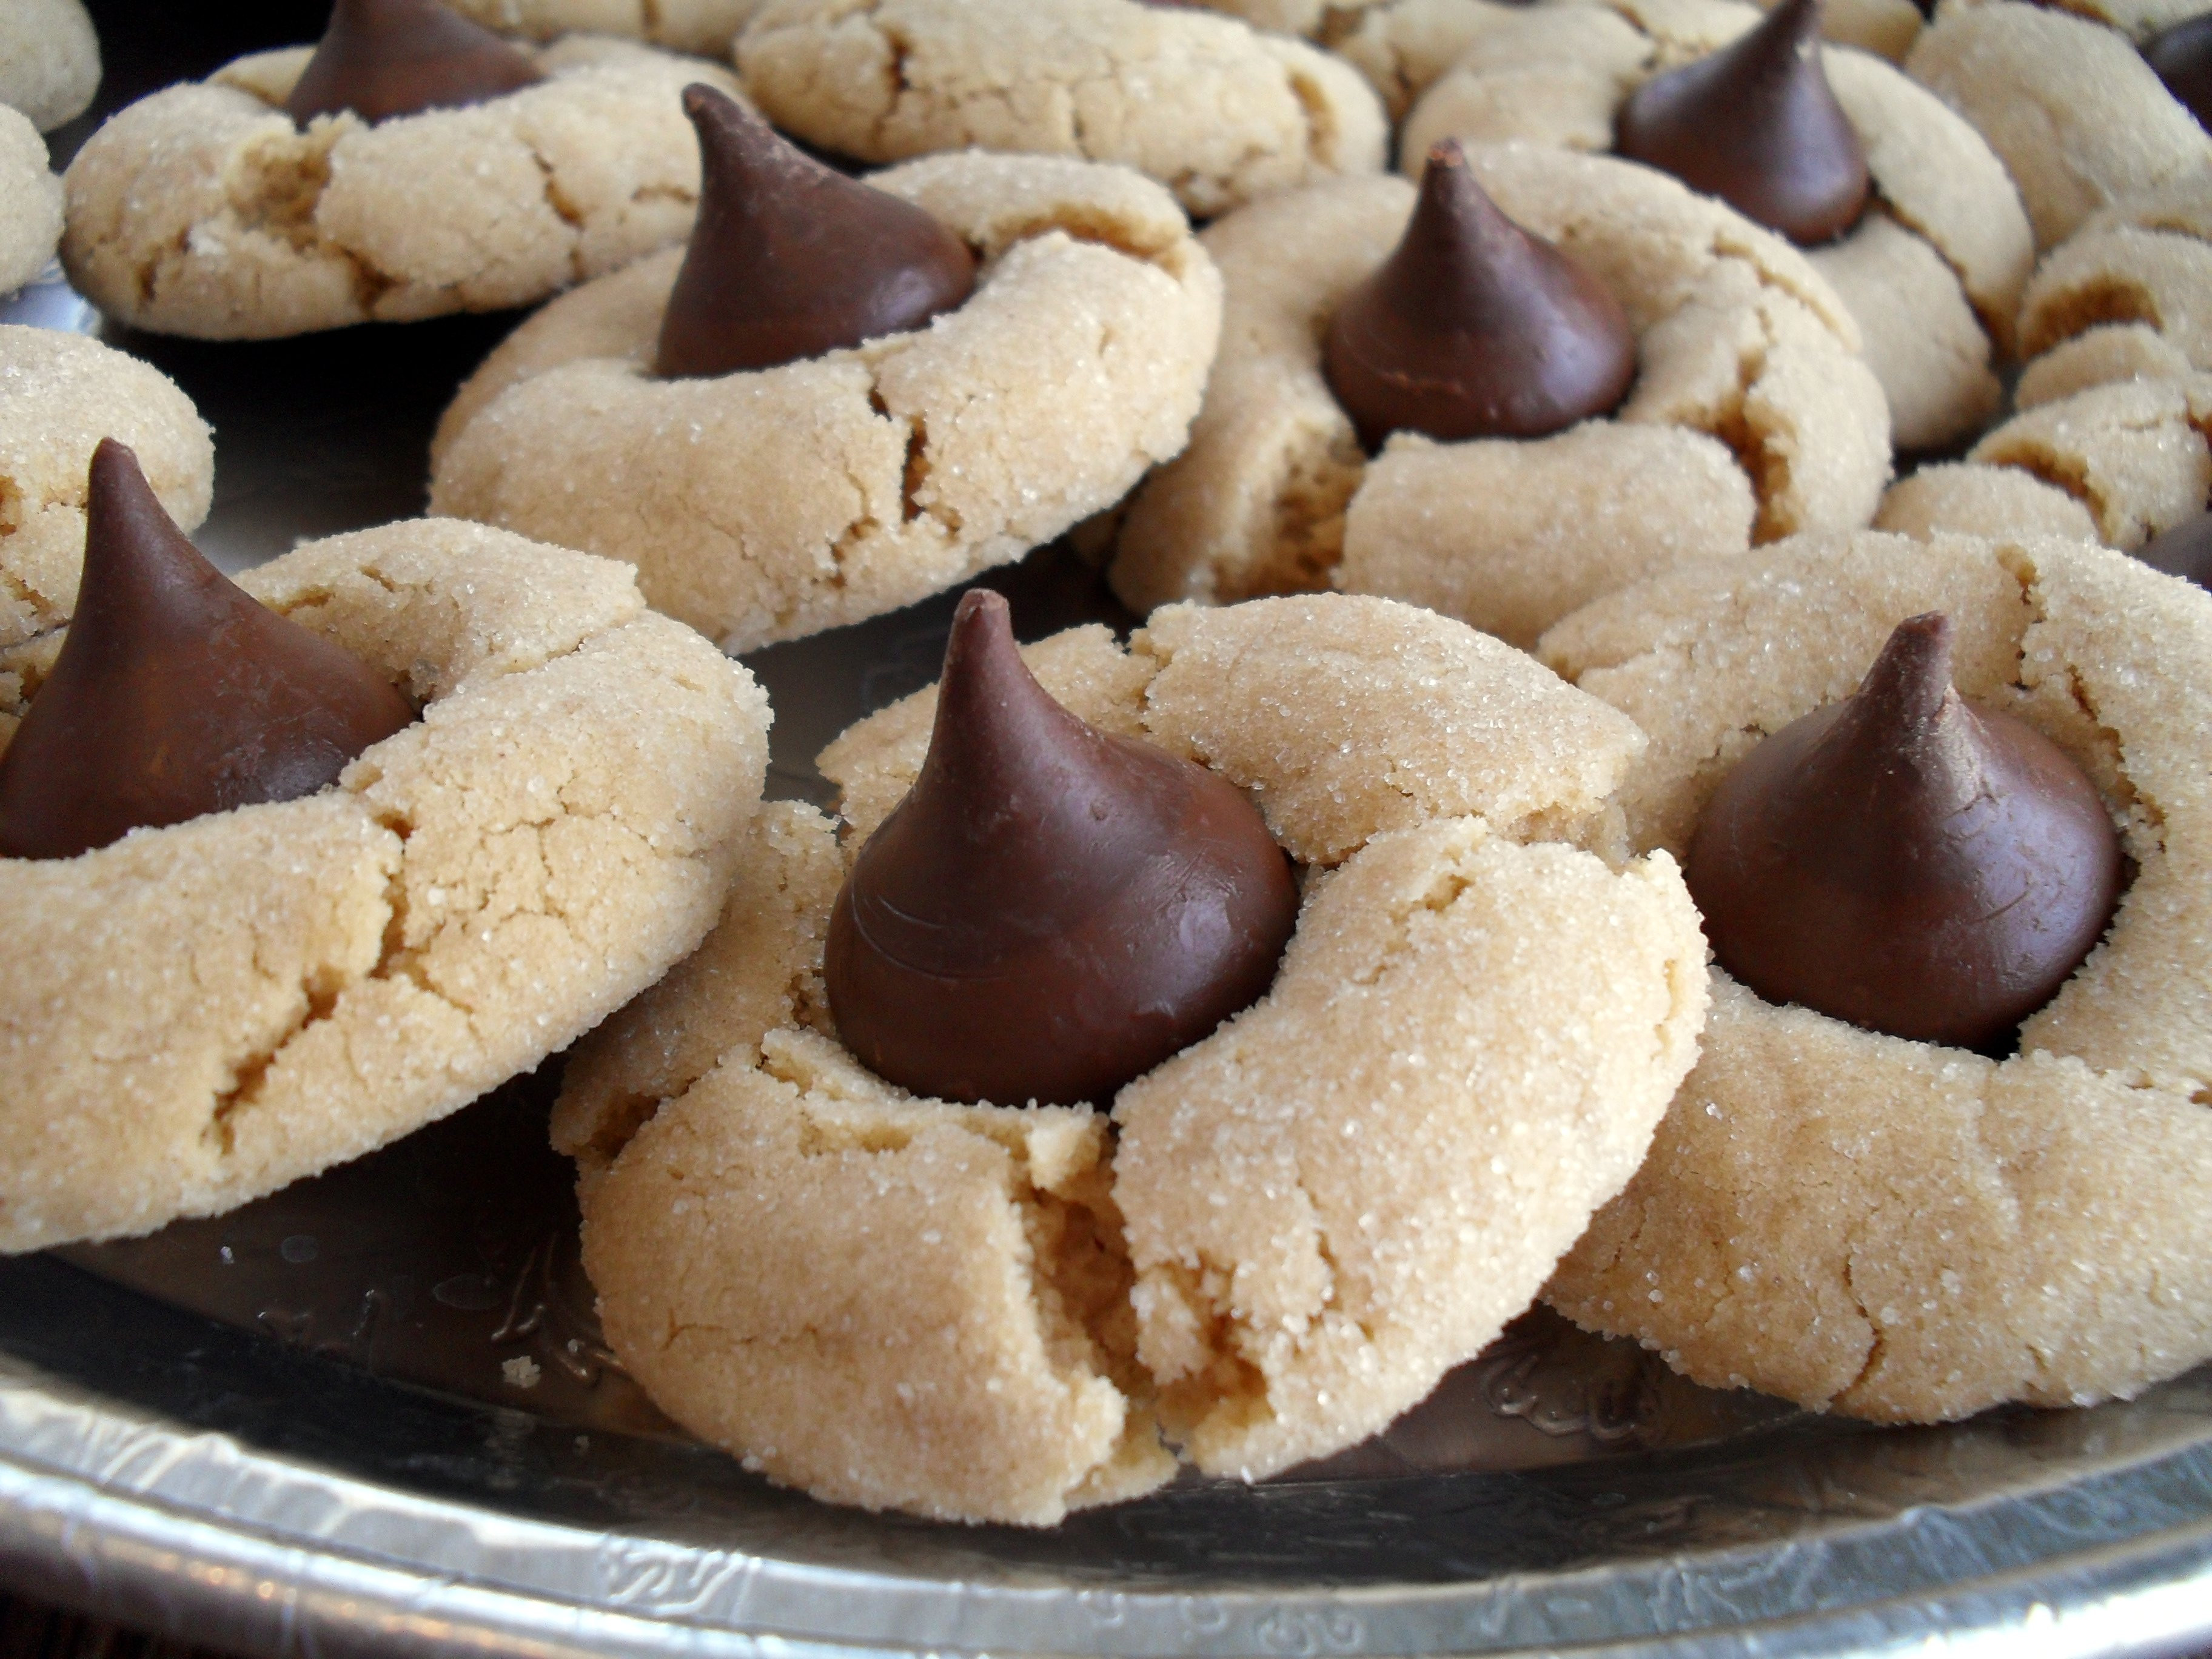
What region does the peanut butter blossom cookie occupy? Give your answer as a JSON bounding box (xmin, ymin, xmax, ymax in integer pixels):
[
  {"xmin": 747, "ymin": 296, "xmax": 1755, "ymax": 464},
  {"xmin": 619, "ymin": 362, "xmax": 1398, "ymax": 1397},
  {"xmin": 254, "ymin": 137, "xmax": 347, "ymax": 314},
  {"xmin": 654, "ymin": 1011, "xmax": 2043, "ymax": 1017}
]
[
  {"xmin": 0, "ymin": 107, "xmax": 62, "ymax": 299},
  {"xmin": 732, "ymin": 0, "xmax": 1387, "ymax": 218},
  {"xmin": 0, "ymin": 447, "xmax": 771, "ymax": 1252},
  {"xmin": 1400, "ymin": 0, "xmax": 2033, "ymax": 453},
  {"xmin": 60, "ymin": 0, "xmax": 742, "ymax": 339},
  {"xmin": 0, "ymin": 326, "xmax": 214, "ymax": 650},
  {"xmin": 1110, "ymin": 138, "xmax": 1887, "ymax": 648},
  {"xmin": 431, "ymin": 91, "xmax": 1221, "ymax": 651},
  {"xmin": 1538, "ymin": 529, "xmax": 2212, "ymax": 1421},
  {"xmin": 555, "ymin": 591, "xmax": 1709, "ymax": 1523},
  {"xmin": 0, "ymin": 0, "xmax": 99, "ymax": 133}
]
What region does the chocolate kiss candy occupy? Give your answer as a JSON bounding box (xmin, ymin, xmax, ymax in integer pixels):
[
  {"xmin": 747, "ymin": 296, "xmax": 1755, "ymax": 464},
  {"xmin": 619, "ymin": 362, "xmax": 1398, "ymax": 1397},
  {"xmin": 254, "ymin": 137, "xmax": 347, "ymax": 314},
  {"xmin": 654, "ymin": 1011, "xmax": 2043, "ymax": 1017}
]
[
  {"xmin": 655, "ymin": 85, "xmax": 977, "ymax": 379},
  {"xmin": 1615, "ymin": 0, "xmax": 1869, "ymax": 246},
  {"xmin": 1322, "ymin": 139, "xmax": 1637, "ymax": 450},
  {"xmin": 2145, "ymin": 14, "xmax": 2212, "ymax": 132},
  {"xmin": 2139, "ymin": 508, "xmax": 2212, "ymax": 591},
  {"xmin": 825, "ymin": 589, "xmax": 1299, "ymax": 1106},
  {"xmin": 1684, "ymin": 613, "xmax": 2122, "ymax": 1050},
  {"xmin": 0, "ymin": 440, "xmax": 414, "ymax": 862},
  {"xmin": 285, "ymin": 0, "xmax": 544, "ymax": 126}
]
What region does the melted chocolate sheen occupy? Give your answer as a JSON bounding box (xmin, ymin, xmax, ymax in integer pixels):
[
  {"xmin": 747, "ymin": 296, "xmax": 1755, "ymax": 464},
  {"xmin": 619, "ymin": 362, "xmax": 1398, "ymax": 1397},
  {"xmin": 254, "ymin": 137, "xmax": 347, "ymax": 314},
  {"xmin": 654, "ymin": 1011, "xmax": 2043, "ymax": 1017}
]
[
  {"xmin": 285, "ymin": 0, "xmax": 543, "ymax": 125},
  {"xmin": 1615, "ymin": 0, "xmax": 1869, "ymax": 246},
  {"xmin": 1685, "ymin": 613, "xmax": 2122, "ymax": 1050},
  {"xmin": 2138, "ymin": 508, "xmax": 2212, "ymax": 591},
  {"xmin": 2145, "ymin": 14, "xmax": 2212, "ymax": 132},
  {"xmin": 0, "ymin": 440, "xmax": 415, "ymax": 862},
  {"xmin": 825, "ymin": 590, "xmax": 1299, "ymax": 1107},
  {"xmin": 1323, "ymin": 140, "xmax": 1637, "ymax": 450},
  {"xmin": 655, "ymin": 85, "xmax": 976, "ymax": 379}
]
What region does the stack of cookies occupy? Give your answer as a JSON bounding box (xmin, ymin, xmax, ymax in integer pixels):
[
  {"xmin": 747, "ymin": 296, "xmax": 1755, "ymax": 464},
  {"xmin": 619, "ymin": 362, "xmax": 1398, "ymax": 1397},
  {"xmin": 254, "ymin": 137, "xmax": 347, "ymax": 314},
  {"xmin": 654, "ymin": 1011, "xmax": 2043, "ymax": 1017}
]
[{"xmin": 6, "ymin": 0, "xmax": 2210, "ymax": 1532}]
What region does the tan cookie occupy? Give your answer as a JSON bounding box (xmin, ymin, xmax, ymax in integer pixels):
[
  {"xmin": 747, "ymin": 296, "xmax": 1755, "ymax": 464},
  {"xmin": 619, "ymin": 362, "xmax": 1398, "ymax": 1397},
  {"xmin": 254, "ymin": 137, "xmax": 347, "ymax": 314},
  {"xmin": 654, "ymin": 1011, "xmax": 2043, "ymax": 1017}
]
[
  {"xmin": 1951, "ymin": 0, "xmax": 2202, "ymax": 41},
  {"xmin": 1907, "ymin": 2, "xmax": 2212, "ymax": 250},
  {"xmin": 0, "ymin": 326, "xmax": 213, "ymax": 651},
  {"xmin": 732, "ymin": 0, "xmax": 1386, "ymax": 219},
  {"xmin": 558, "ymin": 594, "xmax": 1708, "ymax": 1523},
  {"xmin": 2017, "ymin": 175, "xmax": 2212, "ymax": 398},
  {"xmin": 1881, "ymin": 373, "xmax": 2212, "ymax": 551},
  {"xmin": 1538, "ymin": 529, "xmax": 2212, "ymax": 1421},
  {"xmin": 0, "ymin": 107, "xmax": 61, "ymax": 298},
  {"xmin": 2015, "ymin": 323, "xmax": 2196, "ymax": 410},
  {"xmin": 446, "ymin": 0, "xmax": 765, "ymax": 55},
  {"xmin": 0, "ymin": 518, "xmax": 770, "ymax": 1253},
  {"xmin": 431, "ymin": 153, "xmax": 1221, "ymax": 651},
  {"xmin": 0, "ymin": 0, "xmax": 99, "ymax": 133},
  {"xmin": 1403, "ymin": 2, "xmax": 2031, "ymax": 451},
  {"xmin": 1872, "ymin": 460, "xmax": 2099, "ymax": 545},
  {"xmin": 1111, "ymin": 144, "xmax": 1887, "ymax": 643},
  {"xmin": 61, "ymin": 38, "xmax": 737, "ymax": 340}
]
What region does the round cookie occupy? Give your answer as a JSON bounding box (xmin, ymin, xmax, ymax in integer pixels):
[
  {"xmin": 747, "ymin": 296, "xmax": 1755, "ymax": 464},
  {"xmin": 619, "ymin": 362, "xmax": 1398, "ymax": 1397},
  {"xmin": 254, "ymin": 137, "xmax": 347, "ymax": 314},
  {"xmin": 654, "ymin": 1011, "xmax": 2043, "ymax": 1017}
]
[
  {"xmin": 61, "ymin": 37, "xmax": 739, "ymax": 340},
  {"xmin": 0, "ymin": 106, "xmax": 62, "ymax": 300},
  {"xmin": 732, "ymin": 0, "xmax": 1387, "ymax": 219},
  {"xmin": 1537, "ymin": 529, "xmax": 2212, "ymax": 1421},
  {"xmin": 444, "ymin": 0, "xmax": 763, "ymax": 55},
  {"xmin": 1108, "ymin": 142, "xmax": 1888, "ymax": 646},
  {"xmin": 0, "ymin": 518, "xmax": 770, "ymax": 1253},
  {"xmin": 1400, "ymin": 0, "xmax": 2033, "ymax": 452},
  {"xmin": 431, "ymin": 152, "xmax": 1222, "ymax": 652},
  {"xmin": 0, "ymin": 0, "xmax": 99, "ymax": 133},
  {"xmin": 0, "ymin": 325, "xmax": 214, "ymax": 652},
  {"xmin": 2015, "ymin": 174, "xmax": 2212, "ymax": 402},
  {"xmin": 1906, "ymin": 1, "xmax": 2212, "ymax": 251},
  {"xmin": 555, "ymin": 594, "xmax": 1709, "ymax": 1523},
  {"xmin": 1874, "ymin": 372, "xmax": 2212, "ymax": 551}
]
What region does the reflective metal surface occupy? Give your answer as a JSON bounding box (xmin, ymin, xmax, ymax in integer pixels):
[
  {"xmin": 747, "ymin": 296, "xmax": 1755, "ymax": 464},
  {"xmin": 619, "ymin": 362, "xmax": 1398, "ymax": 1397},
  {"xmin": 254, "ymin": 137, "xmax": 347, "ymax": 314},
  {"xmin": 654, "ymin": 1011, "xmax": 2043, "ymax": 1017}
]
[{"xmin": 4, "ymin": 136, "xmax": 2212, "ymax": 1659}]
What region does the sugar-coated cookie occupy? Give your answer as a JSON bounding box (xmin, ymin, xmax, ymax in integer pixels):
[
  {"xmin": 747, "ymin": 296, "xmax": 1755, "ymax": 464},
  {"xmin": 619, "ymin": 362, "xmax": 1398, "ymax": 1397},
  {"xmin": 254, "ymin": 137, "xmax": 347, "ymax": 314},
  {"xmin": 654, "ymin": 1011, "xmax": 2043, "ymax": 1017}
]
[
  {"xmin": 733, "ymin": 0, "xmax": 1387, "ymax": 218},
  {"xmin": 0, "ymin": 107, "xmax": 61, "ymax": 299},
  {"xmin": 1110, "ymin": 143, "xmax": 1887, "ymax": 646},
  {"xmin": 1906, "ymin": 2, "xmax": 2212, "ymax": 250},
  {"xmin": 1540, "ymin": 530, "xmax": 2212, "ymax": 1421},
  {"xmin": 446, "ymin": 0, "xmax": 763, "ymax": 54},
  {"xmin": 0, "ymin": 520, "xmax": 769, "ymax": 1253},
  {"xmin": 61, "ymin": 38, "xmax": 737, "ymax": 340},
  {"xmin": 558, "ymin": 594, "xmax": 1708, "ymax": 1523},
  {"xmin": 1401, "ymin": 0, "xmax": 2031, "ymax": 450},
  {"xmin": 431, "ymin": 153, "xmax": 1221, "ymax": 652},
  {"xmin": 0, "ymin": 327, "xmax": 213, "ymax": 652},
  {"xmin": 2017, "ymin": 175, "xmax": 2212, "ymax": 397},
  {"xmin": 0, "ymin": 0, "xmax": 99, "ymax": 133}
]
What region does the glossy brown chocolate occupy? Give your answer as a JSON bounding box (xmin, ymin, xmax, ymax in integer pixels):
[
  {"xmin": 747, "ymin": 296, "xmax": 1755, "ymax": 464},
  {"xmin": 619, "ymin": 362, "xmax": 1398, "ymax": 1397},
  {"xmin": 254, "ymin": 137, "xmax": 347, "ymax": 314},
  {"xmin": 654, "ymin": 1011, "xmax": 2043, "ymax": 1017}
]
[
  {"xmin": 655, "ymin": 85, "xmax": 977, "ymax": 380},
  {"xmin": 1322, "ymin": 140, "xmax": 1637, "ymax": 450},
  {"xmin": 1684, "ymin": 612, "xmax": 2123, "ymax": 1050},
  {"xmin": 1615, "ymin": 0, "xmax": 1869, "ymax": 246},
  {"xmin": 0, "ymin": 441, "xmax": 415, "ymax": 862},
  {"xmin": 285, "ymin": 0, "xmax": 544, "ymax": 126},
  {"xmin": 824, "ymin": 589, "xmax": 1299, "ymax": 1106},
  {"xmin": 2145, "ymin": 13, "xmax": 2212, "ymax": 132},
  {"xmin": 2138, "ymin": 508, "xmax": 2212, "ymax": 591}
]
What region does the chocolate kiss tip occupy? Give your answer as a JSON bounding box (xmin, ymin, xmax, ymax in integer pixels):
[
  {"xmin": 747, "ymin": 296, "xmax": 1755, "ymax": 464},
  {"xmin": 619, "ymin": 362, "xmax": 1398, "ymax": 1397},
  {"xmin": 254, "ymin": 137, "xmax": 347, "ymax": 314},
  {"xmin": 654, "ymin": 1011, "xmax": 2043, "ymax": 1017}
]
[
  {"xmin": 1321, "ymin": 138, "xmax": 1637, "ymax": 450},
  {"xmin": 284, "ymin": 0, "xmax": 544, "ymax": 127},
  {"xmin": 2145, "ymin": 14, "xmax": 2212, "ymax": 133},
  {"xmin": 823, "ymin": 588, "xmax": 1298, "ymax": 1107},
  {"xmin": 654, "ymin": 83, "xmax": 976, "ymax": 380},
  {"xmin": 0, "ymin": 439, "xmax": 414, "ymax": 862},
  {"xmin": 1684, "ymin": 611, "xmax": 2123, "ymax": 1051},
  {"xmin": 1615, "ymin": 0, "xmax": 1869, "ymax": 247}
]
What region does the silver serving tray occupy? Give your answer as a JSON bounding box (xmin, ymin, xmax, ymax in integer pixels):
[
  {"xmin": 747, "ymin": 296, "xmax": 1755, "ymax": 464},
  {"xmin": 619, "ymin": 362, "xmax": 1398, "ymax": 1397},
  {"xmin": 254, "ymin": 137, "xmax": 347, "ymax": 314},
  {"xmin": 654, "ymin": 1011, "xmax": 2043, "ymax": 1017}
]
[{"xmin": 4, "ymin": 147, "xmax": 2211, "ymax": 1659}]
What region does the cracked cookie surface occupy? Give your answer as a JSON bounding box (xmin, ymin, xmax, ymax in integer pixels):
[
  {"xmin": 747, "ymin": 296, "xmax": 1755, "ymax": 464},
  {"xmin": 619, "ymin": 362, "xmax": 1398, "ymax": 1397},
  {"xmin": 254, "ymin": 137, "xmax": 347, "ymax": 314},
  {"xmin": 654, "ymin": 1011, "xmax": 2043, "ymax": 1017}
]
[
  {"xmin": 0, "ymin": 107, "xmax": 61, "ymax": 300},
  {"xmin": 558, "ymin": 594, "xmax": 1709, "ymax": 1523},
  {"xmin": 1110, "ymin": 144, "xmax": 1888, "ymax": 646},
  {"xmin": 59, "ymin": 37, "xmax": 739, "ymax": 340},
  {"xmin": 732, "ymin": 0, "xmax": 1387, "ymax": 219},
  {"xmin": 0, "ymin": 518, "xmax": 770, "ymax": 1253},
  {"xmin": 0, "ymin": 0, "xmax": 98, "ymax": 133},
  {"xmin": 0, "ymin": 325, "xmax": 213, "ymax": 651},
  {"xmin": 1539, "ymin": 529, "xmax": 2212, "ymax": 1419},
  {"xmin": 446, "ymin": 0, "xmax": 765, "ymax": 55},
  {"xmin": 431, "ymin": 152, "xmax": 1222, "ymax": 651},
  {"xmin": 1399, "ymin": 1, "xmax": 2030, "ymax": 452}
]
